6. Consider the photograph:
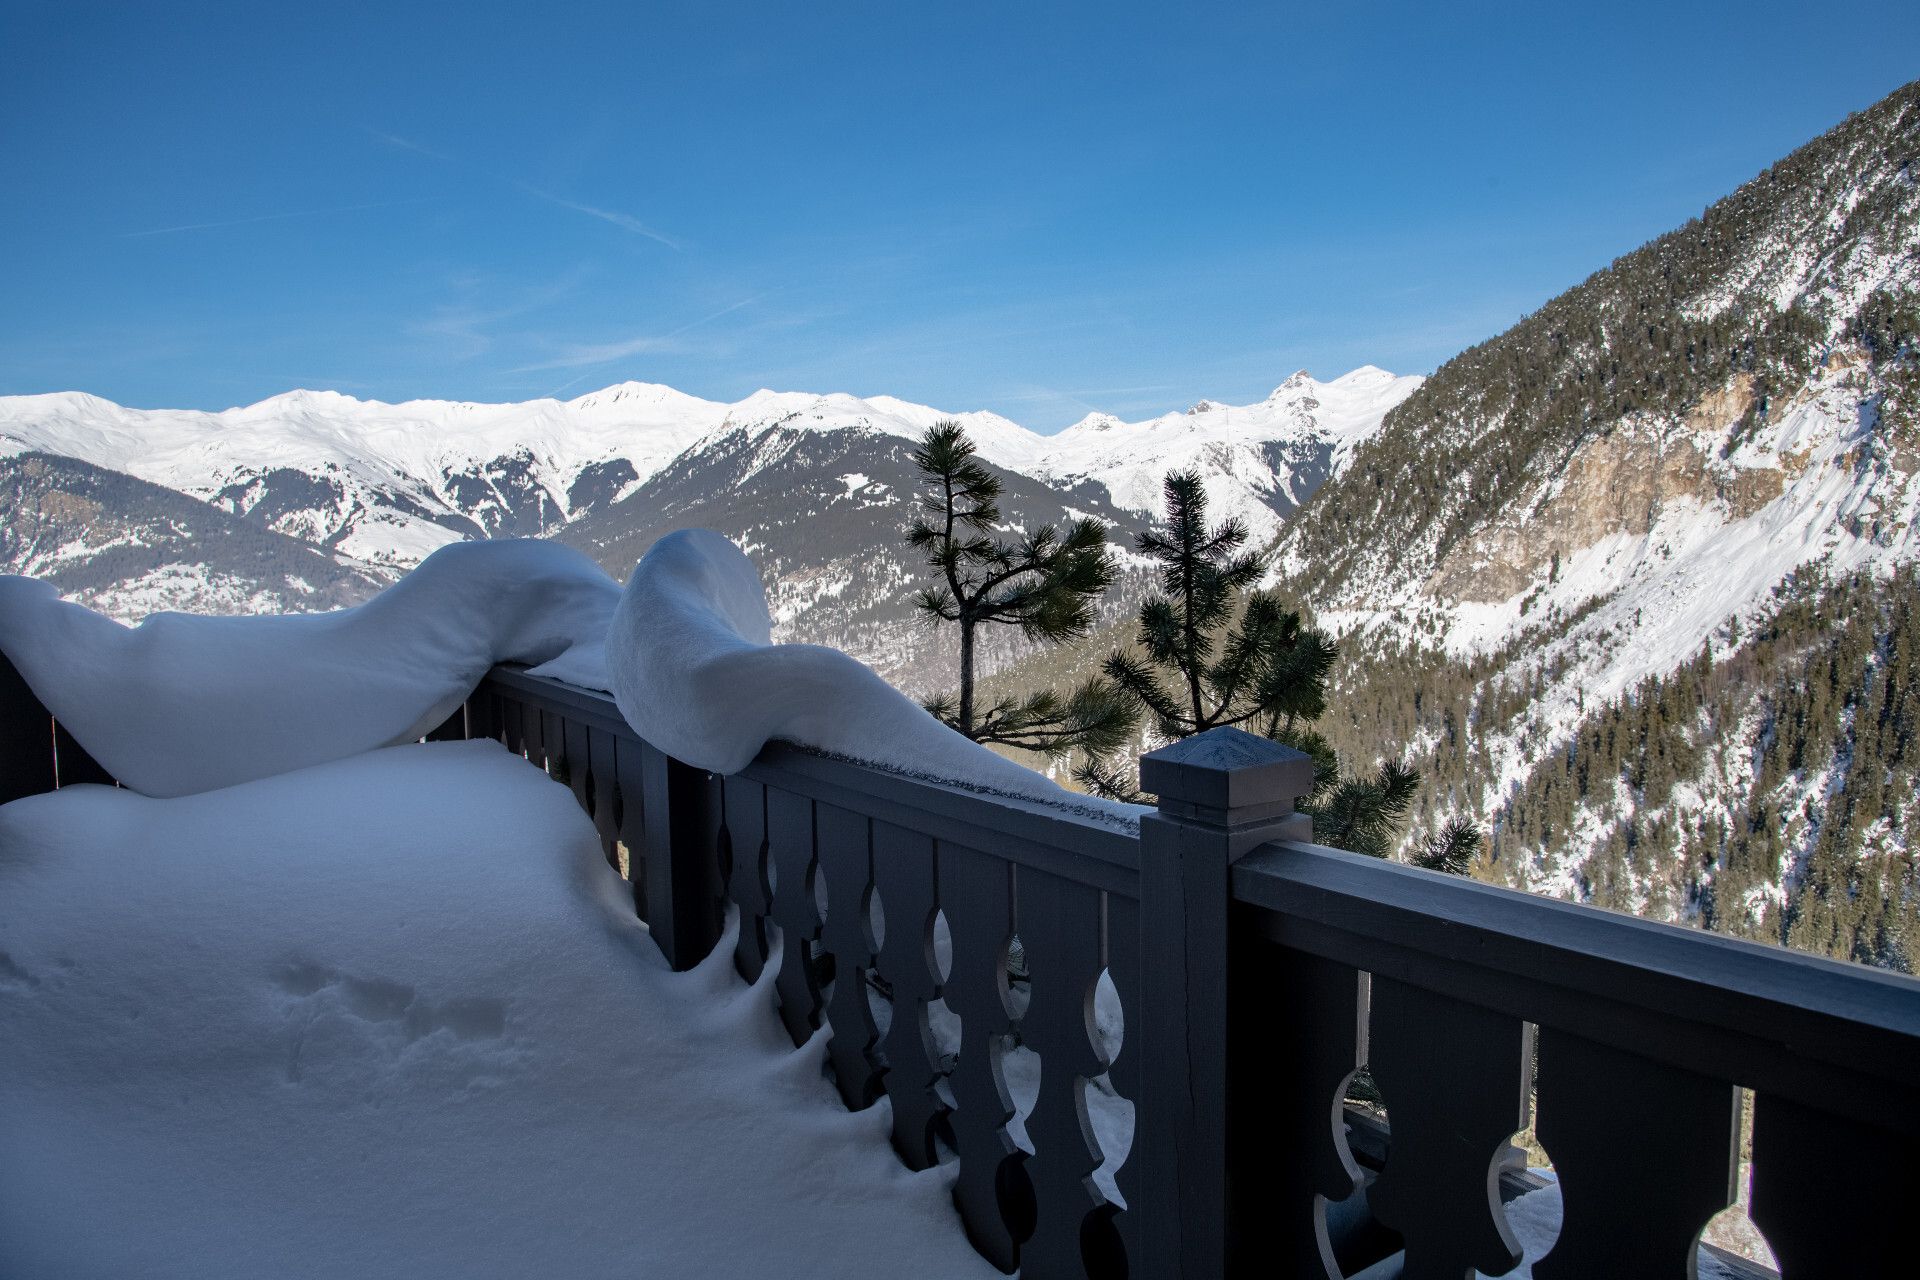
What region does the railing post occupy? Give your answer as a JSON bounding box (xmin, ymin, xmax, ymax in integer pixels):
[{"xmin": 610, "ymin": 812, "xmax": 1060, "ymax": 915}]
[
  {"xmin": 643, "ymin": 747, "xmax": 723, "ymax": 971},
  {"xmin": 1136, "ymin": 726, "xmax": 1315, "ymax": 1280}
]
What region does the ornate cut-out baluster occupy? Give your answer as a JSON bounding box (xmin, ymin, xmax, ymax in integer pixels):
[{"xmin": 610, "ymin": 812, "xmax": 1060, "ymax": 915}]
[
  {"xmin": 942, "ymin": 842, "xmax": 1026, "ymax": 1273},
  {"xmin": 561, "ymin": 715, "xmax": 591, "ymax": 809},
  {"xmin": 1016, "ymin": 867, "xmax": 1115, "ymax": 1279},
  {"xmin": 816, "ymin": 803, "xmax": 882, "ymax": 1109},
  {"xmin": 469, "ymin": 691, "xmax": 500, "ymax": 744},
  {"xmin": 1365, "ymin": 977, "xmax": 1532, "ymax": 1280},
  {"xmin": 523, "ymin": 706, "xmax": 550, "ymax": 771},
  {"xmin": 872, "ymin": 822, "xmax": 945, "ymax": 1169},
  {"xmin": 724, "ymin": 778, "xmax": 771, "ymax": 982},
  {"xmin": 1242, "ymin": 943, "xmax": 1365, "ymax": 1279},
  {"xmin": 501, "ymin": 698, "xmax": 526, "ymax": 756},
  {"xmin": 638, "ymin": 745, "xmax": 723, "ymax": 969},
  {"xmin": 615, "ymin": 733, "xmax": 649, "ymax": 919},
  {"xmin": 1102, "ymin": 892, "xmax": 1143, "ymax": 1267},
  {"xmin": 1533, "ymin": 1027, "xmax": 1737, "ymax": 1278},
  {"xmin": 585, "ymin": 726, "xmax": 622, "ymax": 873},
  {"xmin": 1751, "ymin": 1093, "xmax": 1908, "ymax": 1277},
  {"xmin": 423, "ymin": 702, "xmax": 465, "ymax": 741},
  {"xmin": 766, "ymin": 787, "xmax": 823, "ymax": 1045}
]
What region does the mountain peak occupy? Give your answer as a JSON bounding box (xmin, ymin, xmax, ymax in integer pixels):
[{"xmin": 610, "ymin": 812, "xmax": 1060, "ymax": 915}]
[
  {"xmin": 238, "ymin": 388, "xmax": 367, "ymax": 415},
  {"xmin": 1268, "ymin": 370, "xmax": 1317, "ymax": 399}
]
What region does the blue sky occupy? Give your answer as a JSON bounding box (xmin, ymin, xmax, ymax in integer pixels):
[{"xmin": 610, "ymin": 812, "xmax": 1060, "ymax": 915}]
[{"xmin": 3, "ymin": 2, "xmax": 1915, "ymax": 431}]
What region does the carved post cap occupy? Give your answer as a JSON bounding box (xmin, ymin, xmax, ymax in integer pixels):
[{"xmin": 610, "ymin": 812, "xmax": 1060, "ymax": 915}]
[{"xmin": 1140, "ymin": 726, "xmax": 1315, "ymax": 843}]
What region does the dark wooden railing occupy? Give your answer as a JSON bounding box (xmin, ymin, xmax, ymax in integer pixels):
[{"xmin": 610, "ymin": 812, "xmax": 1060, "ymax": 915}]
[{"xmin": 6, "ymin": 652, "xmax": 1918, "ymax": 1279}]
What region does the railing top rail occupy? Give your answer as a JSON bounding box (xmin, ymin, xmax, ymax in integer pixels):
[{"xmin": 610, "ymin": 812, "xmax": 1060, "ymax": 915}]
[
  {"xmin": 480, "ymin": 664, "xmax": 1143, "ymax": 894},
  {"xmin": 483, "ymin": 664, "xmax": 633, "ymax": 736},
  {"xmin": 1234, "ymin": 838, "xmax": 1920, "ymax": 1130}
]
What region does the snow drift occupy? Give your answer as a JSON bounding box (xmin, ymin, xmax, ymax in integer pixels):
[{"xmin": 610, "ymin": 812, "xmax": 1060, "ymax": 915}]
[
  {"xmin": 0, "ymin": 538, "xmax": 619, "ymax": 798},
  {"xmin": 0, "ymin": 522, "xmax": 1127, "ymax": 823},
  {"xmin": 606, "ymin": 529, "xmax": 1142, "ymax": 823}
]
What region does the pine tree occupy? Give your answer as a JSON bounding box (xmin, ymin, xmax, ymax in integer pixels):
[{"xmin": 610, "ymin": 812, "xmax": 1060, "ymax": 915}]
[
  {"xmin": 1412, "ymin": 816, "xmax": 1484, "ymax": 875},
  {"xmin": 907, "ymin": 421, "xmax": 1135, "ymax": 757},
  {"xmin": 1075, "ymin": 470, "xmax": 1454, "ymax": 870},
  {"xmin": 1099, "ymin": 470, "xmax": 1339, "ymax": 738}
]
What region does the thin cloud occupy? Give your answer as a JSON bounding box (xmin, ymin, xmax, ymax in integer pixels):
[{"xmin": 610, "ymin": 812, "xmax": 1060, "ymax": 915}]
[
  {"xmin": 516, "ymin": 293, "xmax": 771, "ymax": 374},
  {"xmin": 515, "ymin": 183, "xmax": 683, "ymax": 250},
  {"xmin": 365, "ymin": 124, "xmax": 682, "ymax": 250},
  {"xmin": 365, "ymin": 128, "xmax": 454, "ymax": 162},
  {"xmin": 121, "ymin": 199, "xmax": 431, "ymax": 238},
  {"xmin": 410, "ymin": 268, "xmax": 594, "ymax": 362}
]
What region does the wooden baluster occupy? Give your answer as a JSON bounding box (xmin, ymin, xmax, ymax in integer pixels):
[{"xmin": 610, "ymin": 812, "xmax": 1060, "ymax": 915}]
[
  {"xmin": 0, "ymin": 651, "xmax": 56, "ymax": 803},
  {"xmin": 1015, "ymin": 868, "xmax": 1116, "ymax": 1279},
  {"xmin": 501, "ymin": 697, "xmax": 526, "ymax": 757},
  {"xmin": 1751, "ymin": 1094, "xmax": 1910, "ymax": 1277},
  {"xmin": 766, "ymin": 787, "xmax": 823, "ymax": 1046},
  {"xmin": 1365, "ymin": 978, "xmax": 1533, "ymax": 1280},
  {"xmin": 615, "ymin": 733, "xmax": 649, "ymax": 919},
  {"xmin": 942, "ymin": 843, "xmax": 1026, "ymax": 1273},
  {"xmin": 1102, "ymin": 892, "xmax": 1143, "ymax": 1267},
  {"xmin": 816, "ymin": 803, "xmax": 882, "ymax": 1109},
  {"xmin": 467, "ymin": 690, "xmax": 500, "ymax": 744},
  {"xmin": 1241, "ymin": 944, "xmax": 1366, "ymax": 1280},
  {"xmin": 1533, "ymin": 1028, "xmax": 1737, "ymax": 1279},
  {"xmin": 52, "ymin": 719, "xmax": 114, "ymax": 787},
  {"xmin": 639, "ymin": 744, "xmax": 722, "ymax": 970},
  {"xmin": 423, "ymin": 704, "xmax": 466, "ymax": 741},
  {"xmin": 561, "ymin": 715, "xmax": 591, "ymax": 810},
  {"xmin": 523, "ymin": 705, "xmax": 550, "ymax": 772},
  {"xmin": 872, "ymin": 822, "xmax": 946, "ymax": 1169},
  {"xmin": 724, "ymin": 778, "xmax": 772, "ymax": 982},
  {"xmin": 585, "ymin": 726, "xmax": 623, "ymax": 873}
]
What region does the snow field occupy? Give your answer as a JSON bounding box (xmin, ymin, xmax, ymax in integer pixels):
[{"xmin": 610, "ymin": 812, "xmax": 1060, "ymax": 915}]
[{"xmin": 0, "ymin": 741, "xmax": 998, "ymax": 1279}]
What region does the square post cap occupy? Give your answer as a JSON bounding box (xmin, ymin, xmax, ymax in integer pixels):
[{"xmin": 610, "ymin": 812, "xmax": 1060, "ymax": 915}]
[{"xmin": 1140, "ymin": 726, "xmax": 1316, "ymax": 830}]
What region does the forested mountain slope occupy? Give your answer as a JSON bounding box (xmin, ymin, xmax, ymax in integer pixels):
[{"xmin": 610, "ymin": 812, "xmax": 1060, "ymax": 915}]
[{"xmin": 1270, "ymin": 80, "xmax": 1920, "ymax": 967}]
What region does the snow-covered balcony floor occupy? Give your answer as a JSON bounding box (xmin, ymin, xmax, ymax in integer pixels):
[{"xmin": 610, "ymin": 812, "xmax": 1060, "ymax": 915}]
[{"xmin": 0, "ymin": 740, "xmax": 996, "ymax": 1280}]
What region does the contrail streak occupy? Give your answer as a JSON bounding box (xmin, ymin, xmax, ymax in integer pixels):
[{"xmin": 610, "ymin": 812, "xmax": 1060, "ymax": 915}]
[{"xmin": 515, "ymin": 184, "xmax": 684, "ymax": 250}]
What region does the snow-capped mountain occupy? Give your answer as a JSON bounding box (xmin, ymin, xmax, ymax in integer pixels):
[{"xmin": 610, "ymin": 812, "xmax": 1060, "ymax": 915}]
[
  {"xmin": 0, "ymin": 382, "xmax": 728, "ymax": 569},
  {"xmin": 0, "ymin": 369, "xmax": 1418, "ymax": 681},
  {"xmin": 0, "ymin": 369, "xmax": 1415, "ymax": 572},
  {"xmin": 1029, "ymin": 366, "xmax": 1422, "ymax": 542}
]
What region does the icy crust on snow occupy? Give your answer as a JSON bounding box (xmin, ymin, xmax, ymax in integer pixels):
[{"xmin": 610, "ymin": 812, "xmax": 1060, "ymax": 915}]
[
  {"xmin": 608, "ymin": 529, "xmax": 1148, "ymax": 830},
  {"xmin": 0, "ymin": 741, "xmax": 997, "ymax": 1280},
  {"xmin": 0, "ymin": 539, "xmax": 619, "ymax": 798}
]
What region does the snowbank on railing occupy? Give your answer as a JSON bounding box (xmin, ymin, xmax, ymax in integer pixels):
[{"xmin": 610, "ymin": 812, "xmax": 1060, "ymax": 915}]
[
  {"xmin": 0, "ymin": 525, "xmax": 1140, "ymax": 823},
  {"xmin": 0, "ymin": 539, "xmax": 619, "ymax": 797},
  {"xmin": 607, "ymin": 529, "xmax": 1146, "ymax": 828}
]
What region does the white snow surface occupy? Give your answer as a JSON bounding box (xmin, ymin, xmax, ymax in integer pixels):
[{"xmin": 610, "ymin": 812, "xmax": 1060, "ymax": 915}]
[
  {"xmin": 0, "ymin": 741, "xmax": 996, "ymax": 1279},
  {"xmin": 0, "ymin": 539, "xmax": 619, "ymax": 797},
  {"xmin": 607, "ymin": 529, "xmax": 1147, "ymax": 827}
]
